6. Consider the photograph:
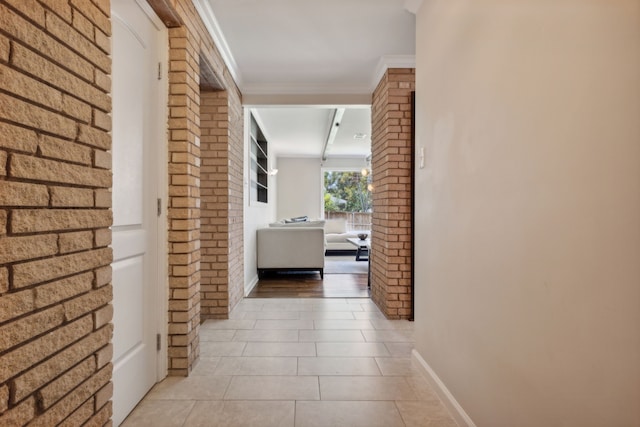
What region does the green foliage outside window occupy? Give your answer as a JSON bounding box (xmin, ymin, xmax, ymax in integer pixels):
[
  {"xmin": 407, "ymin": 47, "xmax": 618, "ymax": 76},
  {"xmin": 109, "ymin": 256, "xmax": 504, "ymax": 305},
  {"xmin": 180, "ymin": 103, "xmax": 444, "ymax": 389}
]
[{"xmin": 324, "ymin": 171, "xmax": 372, "ymax": 213}]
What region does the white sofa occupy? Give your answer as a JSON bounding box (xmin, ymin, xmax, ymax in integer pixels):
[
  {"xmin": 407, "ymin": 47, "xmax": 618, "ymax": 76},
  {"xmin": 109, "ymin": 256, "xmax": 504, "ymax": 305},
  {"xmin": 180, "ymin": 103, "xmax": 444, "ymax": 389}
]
[
  {"xmin": 324, "ymin": 218, "xmax": 369, "ymax": 251},
  {"xmin": 268, "ymin": 218, "xmax": 325, "ymax": 228},
  {"xmin": 256, "ymin": 227, "xmax": 325, "ymax": 278}
]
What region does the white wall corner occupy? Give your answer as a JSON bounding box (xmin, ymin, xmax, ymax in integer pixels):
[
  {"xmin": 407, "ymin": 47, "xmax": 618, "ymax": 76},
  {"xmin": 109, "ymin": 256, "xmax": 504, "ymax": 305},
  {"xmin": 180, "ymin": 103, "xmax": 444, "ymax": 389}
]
[
  {"xmin": 370, "ymin": 55, "xmax": 416, "ymax": 92},
  {"xmin": 411, "ymin": 349, "xmax": 477, "ymax": 427},
  {"xmin": 404, "ymin": 0, "xmax": 424, "ymax": 15},
  {"xmin": 192, "ymin": 0, "xmax": 243, "ymax": 88},
  {"xmin": 244, "ymin": 274, "xmax": 259, "ymax": 297}
]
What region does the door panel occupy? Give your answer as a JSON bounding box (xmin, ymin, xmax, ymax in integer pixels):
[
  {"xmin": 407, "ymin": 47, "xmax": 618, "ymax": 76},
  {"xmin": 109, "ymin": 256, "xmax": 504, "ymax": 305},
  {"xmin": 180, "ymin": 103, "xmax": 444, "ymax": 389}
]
[
  {"xmin": 111, "ymin": 0, "xmax": 164, "ymax": 424},
  {"xmin": 113, "ymin": 257, "xmax": 144, "ymax": 359}
]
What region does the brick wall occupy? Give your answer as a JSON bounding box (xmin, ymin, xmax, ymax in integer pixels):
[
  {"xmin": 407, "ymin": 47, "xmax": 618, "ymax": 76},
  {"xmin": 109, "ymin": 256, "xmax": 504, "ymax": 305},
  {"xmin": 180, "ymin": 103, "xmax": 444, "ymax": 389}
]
[
  {"xmin": 200, "ymin": 91, "xmax": 244, "ymax": 319},
  {"xmin": 0, "ymin": 0, "xmax": 113, "ymax": 425},
  {"xmin": 166, "ymin": 23, "xmax": 202, "ymax": 376},
  {"xmin": 200, "ymin": 91, "xmax": 226, "ymax": 317},
  {"xmin": 370, "ymin": 68, "xmax": 415, "ymax": 320},
  {"xmin": 0, "ymin": 1, "xmax": 246, "ymax": 424},
  {"xmin": 154, "ymin": 0, "xmax": 244, "ymax": 374}
]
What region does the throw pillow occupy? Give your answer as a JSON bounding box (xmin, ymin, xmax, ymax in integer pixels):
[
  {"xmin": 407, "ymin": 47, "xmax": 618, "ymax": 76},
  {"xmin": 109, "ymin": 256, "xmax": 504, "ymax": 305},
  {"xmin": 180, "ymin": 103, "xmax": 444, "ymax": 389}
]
[
  {"xmin": 324, "ymin": 218, "xmax": 347, "ymax": 234},
  {"xmin": 285, "ymin": 216, "xmax": 308, "ymax": 223}
]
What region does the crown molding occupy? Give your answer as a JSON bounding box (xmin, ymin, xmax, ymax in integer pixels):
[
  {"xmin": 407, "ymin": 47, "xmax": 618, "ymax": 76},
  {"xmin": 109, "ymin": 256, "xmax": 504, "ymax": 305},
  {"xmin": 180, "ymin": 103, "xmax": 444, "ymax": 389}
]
[
  {"xmin": 242, "ymin": 93, "xmax": 373, "ymax": 108},
  {"xmin": 370, "ymin": 55, "xmax": 416, "ymax": 91},
  {"xmin": 192, "ymin": 0, "xmax": 243, "ymax": 87},
  {"xmin": 241, "ymin": 82, "xmax": 373, "ymax": 97},
  {"xmin": 404, "ymin": 0, "xmax": 424, "ymax": 15}
]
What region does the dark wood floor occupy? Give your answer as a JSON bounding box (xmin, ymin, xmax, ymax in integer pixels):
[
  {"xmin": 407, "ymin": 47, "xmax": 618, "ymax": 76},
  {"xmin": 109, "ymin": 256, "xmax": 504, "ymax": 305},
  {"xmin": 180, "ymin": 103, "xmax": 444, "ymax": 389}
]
[{"xmin": 247, "ymin": 272, "xmax": 369, "ymax": 298}]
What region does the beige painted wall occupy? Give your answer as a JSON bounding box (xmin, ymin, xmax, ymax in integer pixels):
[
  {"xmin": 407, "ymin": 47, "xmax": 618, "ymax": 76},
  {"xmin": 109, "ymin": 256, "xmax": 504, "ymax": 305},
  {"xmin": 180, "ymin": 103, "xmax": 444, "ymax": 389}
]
[
  {"xmin": 413, "ymin": 1, "xmax": 640, "ymax": 426},
  {"xmin": 276, "ymin": 157, "xmax": 324, "ymax": 220}
]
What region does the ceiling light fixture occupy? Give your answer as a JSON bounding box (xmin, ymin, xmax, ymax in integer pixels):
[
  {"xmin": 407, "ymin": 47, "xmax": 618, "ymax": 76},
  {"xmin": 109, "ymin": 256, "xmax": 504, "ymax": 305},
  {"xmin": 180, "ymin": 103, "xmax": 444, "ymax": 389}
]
[
  {"xmin": 321, "ymin": 108, "xmax": 346, "ymax": 161},
  {"xmin": 354, "ymin": 133, "xmax": 367, "ymax": 140},
  {"xmin": 361, "ymin": 154, "xmax": 371, "ymax": 177}
]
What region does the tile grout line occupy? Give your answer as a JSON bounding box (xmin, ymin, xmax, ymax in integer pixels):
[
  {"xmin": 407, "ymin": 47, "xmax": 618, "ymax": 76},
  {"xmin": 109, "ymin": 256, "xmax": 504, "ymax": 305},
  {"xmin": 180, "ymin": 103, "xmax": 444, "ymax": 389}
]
[{"xmin": 178, "ymin": 400, "xmax": 198, "ymax": 427}]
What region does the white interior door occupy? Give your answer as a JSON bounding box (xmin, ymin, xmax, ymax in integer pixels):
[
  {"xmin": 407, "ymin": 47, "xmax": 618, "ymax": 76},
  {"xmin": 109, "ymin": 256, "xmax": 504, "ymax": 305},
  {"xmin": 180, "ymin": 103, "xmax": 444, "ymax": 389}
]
[{"xmin": 111, "ymin": 0, "xmax": 166, "ymax": 424}]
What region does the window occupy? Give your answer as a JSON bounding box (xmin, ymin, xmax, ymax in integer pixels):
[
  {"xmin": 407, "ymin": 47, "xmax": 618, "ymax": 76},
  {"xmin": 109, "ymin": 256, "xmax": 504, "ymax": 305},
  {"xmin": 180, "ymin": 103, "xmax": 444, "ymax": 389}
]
[
  {"xmin": 249, "ymin": 115, "xmax": 268, "ymax": 203},
  {"xmin": 323, "ymin": 170, "xmax": 372, "ymax": 230}
]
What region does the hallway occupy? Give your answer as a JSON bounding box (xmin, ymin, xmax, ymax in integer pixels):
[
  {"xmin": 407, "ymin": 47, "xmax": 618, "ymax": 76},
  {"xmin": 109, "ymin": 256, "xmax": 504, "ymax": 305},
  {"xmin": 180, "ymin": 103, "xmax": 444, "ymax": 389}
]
[{"xmin": 122, "ymin": 298, "xmax": 457, "ymax": 426}]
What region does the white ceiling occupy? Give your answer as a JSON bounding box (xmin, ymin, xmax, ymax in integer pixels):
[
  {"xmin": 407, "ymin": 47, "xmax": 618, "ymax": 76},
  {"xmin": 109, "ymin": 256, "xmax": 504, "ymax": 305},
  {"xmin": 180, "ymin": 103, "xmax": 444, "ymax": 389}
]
[
  {"xmin": 195, "ymin": 0, "xmax": 417, "ymax": 158},
  {"xmin": 253, "ymin": 106, "xmax": 372, "ymax": 159}
]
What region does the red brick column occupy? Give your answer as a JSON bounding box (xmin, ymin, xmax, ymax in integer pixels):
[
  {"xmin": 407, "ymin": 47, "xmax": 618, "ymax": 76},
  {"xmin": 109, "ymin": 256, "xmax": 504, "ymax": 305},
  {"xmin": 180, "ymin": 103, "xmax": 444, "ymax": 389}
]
[
  {"xmin": 167, "ymin": 26, "xmax": 201, "ymax": 375},
  {"xmin": 160, "ymin": 0, "xmax": 245, "ymax": 373},
  {"xmin": 370, "ymin": 68, "xmax": 415, "ymax": 319},
  {"xmin": 200, "ymin": 91, "xmax": 244, "ymax": 319}
]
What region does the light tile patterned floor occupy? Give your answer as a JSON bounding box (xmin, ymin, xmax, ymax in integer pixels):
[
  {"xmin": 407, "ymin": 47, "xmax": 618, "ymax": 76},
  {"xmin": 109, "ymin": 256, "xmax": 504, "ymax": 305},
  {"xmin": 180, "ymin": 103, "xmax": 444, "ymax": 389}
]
[{"xmin": 122, "ymin": 298, "xmax": 458, "ymax": 427}]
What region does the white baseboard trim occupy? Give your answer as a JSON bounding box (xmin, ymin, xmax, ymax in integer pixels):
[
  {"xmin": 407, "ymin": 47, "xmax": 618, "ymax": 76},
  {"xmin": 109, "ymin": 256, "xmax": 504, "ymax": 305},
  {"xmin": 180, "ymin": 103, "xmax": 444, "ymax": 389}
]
[
  {"xmin": 244, "ymin": 275, "xmax": 259, "ymax": 297},
  {"xmin": 411, "ymin": 349, "xmax": 477, "ymax": 427}
]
